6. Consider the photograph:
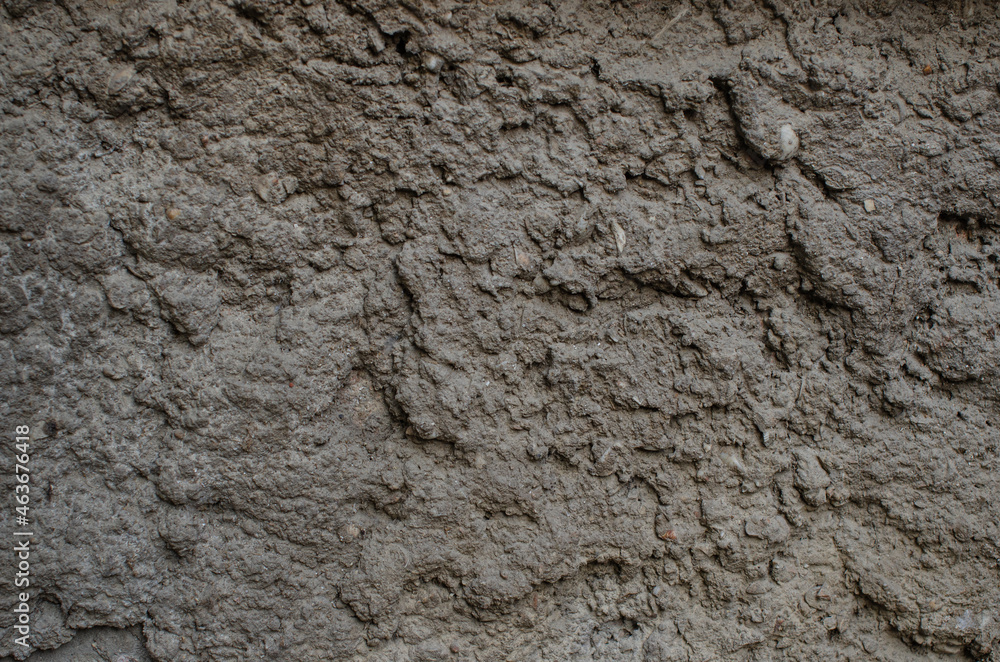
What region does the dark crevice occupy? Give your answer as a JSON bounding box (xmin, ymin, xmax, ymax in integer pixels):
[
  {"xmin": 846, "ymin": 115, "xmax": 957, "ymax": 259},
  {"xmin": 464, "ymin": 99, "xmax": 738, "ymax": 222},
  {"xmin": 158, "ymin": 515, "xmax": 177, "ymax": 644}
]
[
  {"xmin": 590, "ymin": 59, "xmax": 602, "ymax": 80},
  {"xmin": 391, "ymin": 30, "xmax": 413, "ymax": 58},
  {"xmin": 800, "ymin": 166, "xmax": 843, "ymax": 204},
  {"xmin": 709, "ymin": 76, "xmax": 769, "ymax": 170}
]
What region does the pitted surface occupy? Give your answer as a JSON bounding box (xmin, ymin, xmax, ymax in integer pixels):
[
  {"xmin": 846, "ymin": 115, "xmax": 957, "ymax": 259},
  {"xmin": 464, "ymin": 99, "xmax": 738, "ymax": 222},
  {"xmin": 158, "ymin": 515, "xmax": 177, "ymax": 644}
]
[{"xmin": 1, "ymin": 1, "xmax": 1000, "ymax": 660}]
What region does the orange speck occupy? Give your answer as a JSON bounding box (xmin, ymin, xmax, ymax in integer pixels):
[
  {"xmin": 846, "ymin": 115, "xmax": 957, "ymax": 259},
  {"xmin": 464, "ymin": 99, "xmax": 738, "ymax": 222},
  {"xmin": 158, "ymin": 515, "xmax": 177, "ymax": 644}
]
[
  {"xmin": 658, "ymin": 530, "xmax": 677, "ymax": 541},
  {"xmin": 288, "ymin": 382, "xmax": 294, "ymax": 387},
  {"xmin": 923, "ymin": 64, "xmax": 933, "ymax": 75},
  {"xmin": 166, "ymin": 208, "xmax": 180, "ymax": 220}
]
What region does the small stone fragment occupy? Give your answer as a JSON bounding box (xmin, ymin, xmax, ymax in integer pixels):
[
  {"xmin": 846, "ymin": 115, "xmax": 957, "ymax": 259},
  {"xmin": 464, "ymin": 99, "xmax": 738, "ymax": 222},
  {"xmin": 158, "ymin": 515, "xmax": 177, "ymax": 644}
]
[
  {"xmin": 254, "ymin": 172, "xmax": 281, "ymax": 202},
  {"xmin": 108, "ymin": 66, "xmax": 135, "ymax": 95},
  {"xmin": 771, "ymin": 558, "xmax": 797, "ymax": 584},
  {"xmin": 864, "ymin": 199, "xmax": 876, "ymax": 212},
  {"xmin": 101, "ymin": 270, "xmax": 152, "ymax": 314},
  {"xmin": 422, "ymin": 53, "xmax": 445, "ymax": 73},
  {"xmin": 779, "ymin": 124, "xmax": 800, "ymax": 160},
  {"xmin": 612, "ymin": 220, "xmax": 627, "ymax": 255},
  {"xmin": 745, "ymin": 514, "xmax": 790, "ymax": 544},
  {"xmin": 514, "ymin": 246, "xmax": 532, "ymax": 269},
  {"xmin": 532, "ymin": 273, "xmax": 550, "ymax": 295},
  {"xmin": 254, "ymin": 172, "xmax": 295, "ymax": 204},
  {"xmin": 793, "ymin": 448, "xmax": 831, "ymax": 506},
  {"xmin": 723, "ymin": 453, "xmax": 747, "ymax": 475},
  {"xmin": 102, "ymin": 364, "xmax": 126, "ymax": 380},
  {"xmin": 827, "ymin": 483, "xmax": 851, "ymax": 507},
  {"xmin": 655, "ymin": 513, "xmax": 677, "ymax": 540}
]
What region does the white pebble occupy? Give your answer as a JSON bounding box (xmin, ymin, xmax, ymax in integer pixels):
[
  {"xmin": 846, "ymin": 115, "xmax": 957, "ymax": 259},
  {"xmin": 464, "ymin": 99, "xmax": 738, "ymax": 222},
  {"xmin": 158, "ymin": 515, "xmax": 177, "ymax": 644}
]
[
  {"xmin": 422, "ymin": 53, "xmax": 444, "ymax": 73},
  {"xmin": 779, "ymin": 124, "xmax": 799, "ymax": 160}
]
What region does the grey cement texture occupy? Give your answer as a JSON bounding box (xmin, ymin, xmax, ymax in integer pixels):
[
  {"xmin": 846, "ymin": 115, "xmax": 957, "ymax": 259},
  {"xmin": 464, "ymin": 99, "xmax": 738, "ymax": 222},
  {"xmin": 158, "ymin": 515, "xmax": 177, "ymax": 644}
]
[{"xmin": 1, "ymin": 0, "xmax": 1000, "ymax": 660}]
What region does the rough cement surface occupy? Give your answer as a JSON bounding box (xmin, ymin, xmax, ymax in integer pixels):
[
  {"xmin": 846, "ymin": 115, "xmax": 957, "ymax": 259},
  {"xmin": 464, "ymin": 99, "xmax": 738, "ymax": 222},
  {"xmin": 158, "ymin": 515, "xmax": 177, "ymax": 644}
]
[{"xmin": 1, "ymin": 0, "xmax": 1000, "ymax": 660}]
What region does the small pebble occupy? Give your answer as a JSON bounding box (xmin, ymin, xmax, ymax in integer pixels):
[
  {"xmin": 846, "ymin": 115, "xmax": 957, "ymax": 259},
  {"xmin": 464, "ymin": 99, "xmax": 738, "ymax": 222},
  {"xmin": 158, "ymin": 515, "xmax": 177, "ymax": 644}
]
[
  {"xmin": 108, "ymin": 66, "xmax": 135, "ymax": 95},
  {"xmin": 863, "ymin": 199, "xmax": 876, "ymax": 212},
  {"xmin": 254, "ymin": 172, "xmax": 282, "ymax": 202},
  {"xmin": 778, "ymin": 124, "xmax": 800, "ymax": 160},
  {"xmin": 723, "ymin": 453, "xmax": 746, "ymax": 475},
  {"xmin": 612, "ymin": 220, "xmax": 627, "ymax": 255},
  {"xmin": 922, "ymin": 64, "xmax": 933, "ymax": 75},
  {"xmin": 422, "ymin": 53, "xmax": 445, "ymax": 73},
  {"xmin": 166, "ymin": 208, "xmax": 180, "ymax": 220}
]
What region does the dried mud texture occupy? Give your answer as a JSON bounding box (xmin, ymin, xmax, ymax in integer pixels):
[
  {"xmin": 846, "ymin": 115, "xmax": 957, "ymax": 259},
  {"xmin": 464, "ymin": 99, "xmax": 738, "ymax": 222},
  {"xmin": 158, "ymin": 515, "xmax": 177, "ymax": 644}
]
[{"xmin": 2, "ymin": 0, "xmax": 1000, "ymax": 660}]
